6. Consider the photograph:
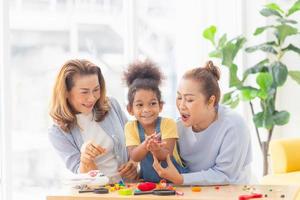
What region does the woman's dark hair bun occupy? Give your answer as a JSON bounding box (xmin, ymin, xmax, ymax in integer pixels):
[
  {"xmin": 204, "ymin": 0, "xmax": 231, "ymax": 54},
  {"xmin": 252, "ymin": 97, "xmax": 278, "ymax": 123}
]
[{"xmin": 204, "ymin": 60, "xmax": 220, "ymax": 81}]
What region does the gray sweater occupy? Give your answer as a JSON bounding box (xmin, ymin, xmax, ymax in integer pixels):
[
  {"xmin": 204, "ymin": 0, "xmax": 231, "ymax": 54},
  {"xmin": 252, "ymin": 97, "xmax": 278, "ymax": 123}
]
[
  {"xmin": 48, "ymin": 97, "xmax": 128, "ymax": 173},
  {"xmin": 178, "ymin": 105, "xmax": 252, "ymax": 185}
]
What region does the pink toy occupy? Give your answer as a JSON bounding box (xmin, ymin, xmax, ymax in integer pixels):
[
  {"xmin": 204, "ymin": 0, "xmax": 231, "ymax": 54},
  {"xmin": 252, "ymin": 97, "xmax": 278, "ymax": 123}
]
[
  {"xmin": 176, "ymin": 191, "xmax": 184, "ymax": 196},
  {"xmin": 88, "ymin": 170, "xmax": 100, "ymax": 177}
]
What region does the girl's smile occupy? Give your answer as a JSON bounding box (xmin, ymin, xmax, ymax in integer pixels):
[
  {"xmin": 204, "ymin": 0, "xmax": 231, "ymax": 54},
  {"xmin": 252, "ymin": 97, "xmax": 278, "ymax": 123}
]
[{"xmin": 128, "ymin": 89, "xmax": 163, "ymax": 132}]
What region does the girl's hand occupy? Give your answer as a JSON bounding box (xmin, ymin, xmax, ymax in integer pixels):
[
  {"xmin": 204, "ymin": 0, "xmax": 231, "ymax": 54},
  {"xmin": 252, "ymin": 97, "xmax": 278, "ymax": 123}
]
[
  {"xmin": 142, "ymin": 133, "xmax": 157, "ymax": 150},
  {"xmin": 147, "ymin": 138, "xmax": 160, "ymax": 151},
  {"xmin": 145, "ymin": 132, "xmax": 163, "ymax": 151},
  {"xmin": 152, "ymin": 154, "xmax": 183, "ymax": 184},
  {"xmin": 147, "ymin": 139, "xmax": 167, "ymax": 152}
]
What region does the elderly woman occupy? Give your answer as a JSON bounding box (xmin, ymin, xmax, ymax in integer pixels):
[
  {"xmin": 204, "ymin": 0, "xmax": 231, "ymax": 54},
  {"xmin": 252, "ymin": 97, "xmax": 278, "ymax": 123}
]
[{"xmin": 48, "ymin": 59, "xmax": 137, "ymax": 182}]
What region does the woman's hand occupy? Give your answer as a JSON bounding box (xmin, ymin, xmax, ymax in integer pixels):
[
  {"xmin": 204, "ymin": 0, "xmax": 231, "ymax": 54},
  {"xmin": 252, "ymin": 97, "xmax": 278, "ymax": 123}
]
[
  {"xmin": 152, "ymin": 154, "xmax": 183, "ymax": 184},
  {"xmin": 81, "ymin": 140, "xmax": 106, "ymax": 161},
  {"xmin": 118, "ymin": 160, "xmax": 139, "ymax": 181},
  {"xmin": 79, "ymin": 141, "xmax": 106, "ymax": 173}
]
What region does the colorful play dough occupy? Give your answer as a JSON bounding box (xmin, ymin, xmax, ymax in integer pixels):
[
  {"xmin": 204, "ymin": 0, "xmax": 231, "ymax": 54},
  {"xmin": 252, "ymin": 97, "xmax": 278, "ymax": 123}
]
[
  {"xmin": 118, "ymin": 188, "xmax": 133, "ymax": 196},
  {"xmin": 191, "ymin": 186, "xmax": 202, "ymax": 192},
  {"xmin": 137, "ymin": 182, "xmax": 156, "ymax": 191}
]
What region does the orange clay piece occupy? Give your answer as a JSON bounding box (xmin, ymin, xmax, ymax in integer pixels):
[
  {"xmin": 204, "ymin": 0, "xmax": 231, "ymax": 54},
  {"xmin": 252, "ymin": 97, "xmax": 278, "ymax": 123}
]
[
  {"xmin": 160, "ymin": 180, "xmax": 167, "ymax": 188},
  {"xmin": 156, "ymin": 179, "xmax": 167, "ymax": 190},
  {"xmin": 191, "ymin": 186, "xmax": 202, "ymax": 192},
  {"xmin": 166, "ymin": 185, "xmax": 175, "ymax": 191}
]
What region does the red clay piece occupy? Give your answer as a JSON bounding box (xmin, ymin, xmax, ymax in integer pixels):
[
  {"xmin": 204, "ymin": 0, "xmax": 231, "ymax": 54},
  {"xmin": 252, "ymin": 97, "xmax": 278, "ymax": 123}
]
[
  {"xmin": 137, "ymin": 182, "xmax": 156, "ymax": 191},
  {"xmin": 239, "ymin": 193, "xmax": 263, "ymax": 200}
]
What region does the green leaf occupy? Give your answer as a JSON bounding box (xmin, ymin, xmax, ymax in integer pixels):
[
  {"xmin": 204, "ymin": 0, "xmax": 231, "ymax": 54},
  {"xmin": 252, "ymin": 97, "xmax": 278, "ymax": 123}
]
[
  {"xmin": 239, "ymin": 86, "xmax": 259, "ymax": 101},
  {"xmin": 263, "ymin": 109, "xmax": 275, "ymax": 129},
  {"xmin": 221, "ymin": 42, "xmax": 235, "ymax": 67},
  {"xmin": 288, "ymin": 71, "xmax": 300, "ymax": 84},
  {"xmin": 229, "ymin": 64, "xmax": 242, "ymax": 87},
  {"xmin": 233, "ymin": 37, "xmax": 247, "ymax": 56},
  {"xmin": 222, "ymin": 91, "xmax": 240, "ymax": 108},
  {"xmin": 255, "ymin": 102, "xmax": 275, "ymax": 130},
  {"xmin": 253, "ymin": 112, "xmax": 264, "ymax": 128},
  {"xmin": 254, "ymin": 26, "xmax": 273, "ymax": 36},
  {"xmin": 245, "ymin": 42, "xmax": 277, "ymax": 54},
  {"xmin": 287, "ymin": 0, "xmax": 300, "ymax": 16},
  {"xmin": 266, "ymin": 96, "xmax": 276, "ymax": 111},
  {"xmin": 221, "ymin": 37, "xmax": 246, "ymax": 67},
  {"xmin": 273, "ymin": 111, "xmax": 290, "ymax": 125},
  {"xmin": 243, "ymin": 59, "xmax": 269, "ymax": 81},
  {"xmin": 261, "ymin": 46, "xmax": 277, "ymax": 54},
  {"xmin": 282, "ymin": 44, "xmax": 300, "ymax": 55},
  {"xmin": 209, "ymin": 50, "xmax": 222, "ymax": 58},
  {"xmin": 271, "ymin": 62, "xmax": 288, "ymax": 86},
  {"xmin": 256, "ymin": 72, "xmax": 273, "ymax": 91},
  {"xmin": 203, "ymin": 26, "xmax": 217, "ymax": 45},
  {"xmin": 222, "ymin": 91, "xmax": 234, "ymax": 104},
  {"xmin": 260, "ymin": 8, "xmax": 283, "ymax": 18},
  {"xmin": 218, "ymin": 34, "xmax": 227, "ymax": 48},
  {"xmin": 275, "ymin": 24, "xmax": 298, "ymax": 45},
  {"xmin": 230, "ymin": 97, "xmax": 240, "ymax": 108},
  {"xmin": 257, "ymin": 89, "xmax": 268, "ymax": 100},
  {"xmin": 276, "ymin": 18, "xmax": 297, "ymax": 24},
  {"xmin": 265, "ymin": 3, "xmax": 284, "ymax": 14}
]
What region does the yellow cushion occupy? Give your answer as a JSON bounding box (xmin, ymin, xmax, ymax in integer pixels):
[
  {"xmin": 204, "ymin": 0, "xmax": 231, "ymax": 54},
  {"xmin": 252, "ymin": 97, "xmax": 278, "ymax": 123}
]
[
  {"xmin": 261, "ymin": 171, "xmax": 300, "ymax": 185},
  {"xmin": 270, "ymin": 138, "xmax": 300, "ymax": 173}
]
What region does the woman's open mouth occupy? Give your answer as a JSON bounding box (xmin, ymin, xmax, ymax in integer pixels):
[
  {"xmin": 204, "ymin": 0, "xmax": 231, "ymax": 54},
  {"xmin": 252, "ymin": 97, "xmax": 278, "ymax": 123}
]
[{"xmin": 181, "ymin": 113, "xmax": 190, "ymax": 122}]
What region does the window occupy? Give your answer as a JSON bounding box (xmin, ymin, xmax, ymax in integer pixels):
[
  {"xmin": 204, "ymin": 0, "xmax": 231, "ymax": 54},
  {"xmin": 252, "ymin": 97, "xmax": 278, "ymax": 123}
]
[
  {"xmin": 8, "ymin": 1, "xmax": 182, "ymax": 199},
  {"xmin": 1, "ymin": 0, "xmax": 10, "ymax": 199},
  {"xmin": 9, "ymin": 1, "xmax": 127, "ymax": 199},
  {"xmin": 4, "ymin": 1, "xmax": 253, "ymax": 199},
  {"xmin": 135, "ymin": 0, "xmax": 177, "ymax": 116}
]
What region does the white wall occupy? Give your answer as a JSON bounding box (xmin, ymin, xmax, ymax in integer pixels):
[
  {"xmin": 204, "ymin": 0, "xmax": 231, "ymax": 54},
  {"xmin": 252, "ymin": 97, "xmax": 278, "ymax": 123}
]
[
  {"xmin": 243, "ymin": 0, "xmax": 300, "ymax": 178},
  {"xmin": 0, "ymin": 0, "xmax": 12, "ymax": 199},
  {"xmin": 272, "ymin": 0, "xmax": 300, "ymax": 139}
]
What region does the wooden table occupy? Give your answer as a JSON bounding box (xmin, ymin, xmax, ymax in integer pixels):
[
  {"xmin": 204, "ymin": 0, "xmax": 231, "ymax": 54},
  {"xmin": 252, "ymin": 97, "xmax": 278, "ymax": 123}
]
[{"xmin": 47, "ymin": 184, "xmax": 300, "ymax": 200}]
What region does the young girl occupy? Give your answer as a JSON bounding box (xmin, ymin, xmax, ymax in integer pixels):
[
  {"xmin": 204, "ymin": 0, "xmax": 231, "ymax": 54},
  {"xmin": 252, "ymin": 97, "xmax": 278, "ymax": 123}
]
[
  {"xmin": 123, "ymin": 60, "xmax": 188, "ymax": 183},
  {"xmin": 153, "ymin": 61, "xmax": 252, "ymax": 185}
]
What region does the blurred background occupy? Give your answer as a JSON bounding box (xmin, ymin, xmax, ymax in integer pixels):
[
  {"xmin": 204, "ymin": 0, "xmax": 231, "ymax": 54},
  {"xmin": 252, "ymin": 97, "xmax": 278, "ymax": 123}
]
[{"xmin": 0, "ymin": 0, "xmax": 300, "ymax": 200}]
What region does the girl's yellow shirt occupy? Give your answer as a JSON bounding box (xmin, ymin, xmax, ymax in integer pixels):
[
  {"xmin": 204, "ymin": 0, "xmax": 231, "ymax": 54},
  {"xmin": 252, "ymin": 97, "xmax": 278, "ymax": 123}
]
[{"xmin": 125, "ymin": 117, "xmax": 184, "ymax": 167}]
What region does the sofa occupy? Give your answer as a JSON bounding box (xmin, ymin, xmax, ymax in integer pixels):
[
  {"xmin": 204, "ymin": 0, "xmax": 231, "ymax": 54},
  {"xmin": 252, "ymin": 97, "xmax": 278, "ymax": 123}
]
[{"xmin": 261, "ymin": 138, "xmax": 300, "ymax": 185}]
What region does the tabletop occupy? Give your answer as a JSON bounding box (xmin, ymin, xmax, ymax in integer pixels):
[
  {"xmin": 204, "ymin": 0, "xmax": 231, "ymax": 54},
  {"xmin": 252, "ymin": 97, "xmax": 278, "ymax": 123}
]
[{"xmin": 47, "ymin": 184, "xmax": 300, "ymax": 200}]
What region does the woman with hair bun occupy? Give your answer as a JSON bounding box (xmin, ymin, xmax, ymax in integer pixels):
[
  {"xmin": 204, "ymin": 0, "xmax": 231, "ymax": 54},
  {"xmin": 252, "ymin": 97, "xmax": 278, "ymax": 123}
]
[
  {"xmin": 153, "ymin": 61, "xmax": 252, "ymax": 185},
  {"xmin": 123, "ymin": 60, "xmax": 188, "ymax": 183}
]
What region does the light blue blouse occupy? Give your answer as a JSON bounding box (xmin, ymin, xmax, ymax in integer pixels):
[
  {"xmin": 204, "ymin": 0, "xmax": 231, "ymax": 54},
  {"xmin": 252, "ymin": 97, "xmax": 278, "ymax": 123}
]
[{"xmin": 48, "ymin": 97, "xmax": 128, "ymax": 173}]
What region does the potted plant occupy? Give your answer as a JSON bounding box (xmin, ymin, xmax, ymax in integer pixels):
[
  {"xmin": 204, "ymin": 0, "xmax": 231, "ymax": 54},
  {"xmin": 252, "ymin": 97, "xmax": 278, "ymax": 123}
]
[{"xmin": 203, "ymin": 0, "xmax": 300, "ymax": 175}]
